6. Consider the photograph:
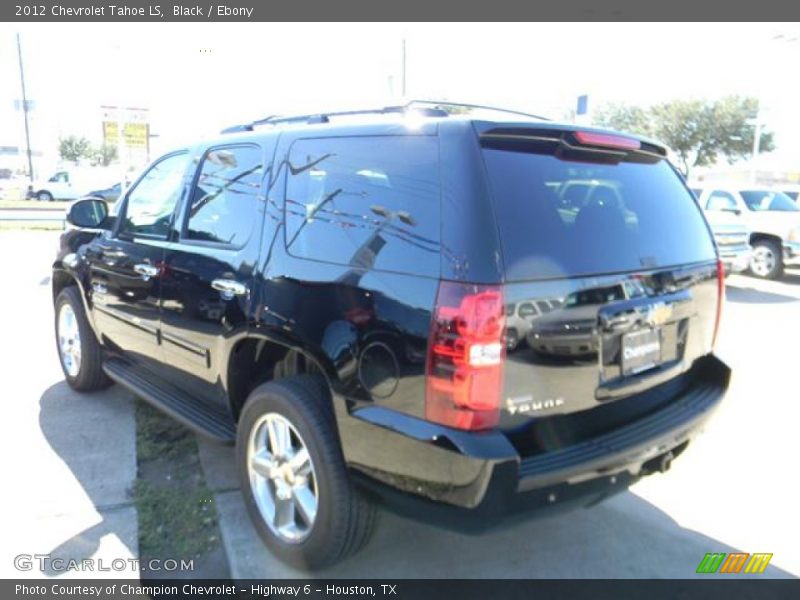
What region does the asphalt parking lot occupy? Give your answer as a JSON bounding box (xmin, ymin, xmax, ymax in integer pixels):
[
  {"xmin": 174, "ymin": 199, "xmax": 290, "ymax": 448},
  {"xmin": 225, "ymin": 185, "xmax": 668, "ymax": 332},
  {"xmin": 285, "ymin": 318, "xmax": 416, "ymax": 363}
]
[{"xmin": 1, "ymin": 230, "xmax": 798, "ymax": 579}]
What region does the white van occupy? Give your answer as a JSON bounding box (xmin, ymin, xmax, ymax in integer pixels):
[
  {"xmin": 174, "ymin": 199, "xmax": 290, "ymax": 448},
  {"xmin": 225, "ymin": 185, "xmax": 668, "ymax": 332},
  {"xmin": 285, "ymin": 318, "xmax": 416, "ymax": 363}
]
[{"xmin": 28, "ymin": 166, "xmax": 120, "ymax": 202}]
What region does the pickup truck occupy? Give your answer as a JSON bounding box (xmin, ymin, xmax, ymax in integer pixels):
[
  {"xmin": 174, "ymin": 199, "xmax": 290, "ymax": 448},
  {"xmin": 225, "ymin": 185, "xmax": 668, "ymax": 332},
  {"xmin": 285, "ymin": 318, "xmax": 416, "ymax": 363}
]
[{"xmin": 693, "ymin": 186, "xmax": 800, "ymax": 279}]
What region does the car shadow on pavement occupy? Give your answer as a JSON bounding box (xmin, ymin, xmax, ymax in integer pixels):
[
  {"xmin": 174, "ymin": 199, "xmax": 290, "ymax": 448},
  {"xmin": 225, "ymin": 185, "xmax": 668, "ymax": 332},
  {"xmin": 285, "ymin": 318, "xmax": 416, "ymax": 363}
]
[
  {"xmin": 782, "ymin": 269, "xmax": 800, "ymax": 286},
  {"xmin": 214, "ymin": 484, "xmax": 796, "ymax": 579},
  {"xmin": 725, "ymin": 285, "xmax": 799, "ymax": 305},
  {"xmin": 198, "ymin": 442, "xmax": 795, "ymax": 579},
  {"xmin": 358, "ymin": 491, "xmax": 796, "ymax": 578},
  {"xmin": 37, "ymin": 382, "xmax": 138, "ymax": 577}
]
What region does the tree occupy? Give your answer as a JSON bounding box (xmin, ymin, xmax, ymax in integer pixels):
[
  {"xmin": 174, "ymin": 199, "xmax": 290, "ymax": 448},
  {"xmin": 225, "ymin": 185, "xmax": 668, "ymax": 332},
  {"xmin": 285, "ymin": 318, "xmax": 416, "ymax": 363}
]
[
  {"xmin": 593, "ymin": 103, "xmax": 654, "ymax": 138},
  {"xmin": 593, "ymin": 96, "xmax": 774, "ymax": 177},
  {"xmin": 90, "ymin": 143, "xmax": 118, "ymax": 167},
  {"xmin": 58, "ymin": 135, "xmax": 92, "ymax": 162}
]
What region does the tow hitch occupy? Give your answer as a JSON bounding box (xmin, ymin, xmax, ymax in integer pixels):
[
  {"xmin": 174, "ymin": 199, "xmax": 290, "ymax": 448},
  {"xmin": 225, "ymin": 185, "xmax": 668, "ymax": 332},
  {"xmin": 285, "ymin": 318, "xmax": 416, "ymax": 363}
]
[{"xmin": 659, "ymin": 451, "xmax": 674, "ymax": 473}]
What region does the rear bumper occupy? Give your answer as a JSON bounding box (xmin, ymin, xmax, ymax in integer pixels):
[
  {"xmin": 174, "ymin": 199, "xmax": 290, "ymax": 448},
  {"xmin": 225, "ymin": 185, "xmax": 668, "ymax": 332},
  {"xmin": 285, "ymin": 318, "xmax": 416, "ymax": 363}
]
[
  {"xmin": 784, "ymin": 241, "xmax": 800, "ymax": 266},
  {"xmin": 338, "ymin": 355, "xmax": 730, "ymax": 530}
]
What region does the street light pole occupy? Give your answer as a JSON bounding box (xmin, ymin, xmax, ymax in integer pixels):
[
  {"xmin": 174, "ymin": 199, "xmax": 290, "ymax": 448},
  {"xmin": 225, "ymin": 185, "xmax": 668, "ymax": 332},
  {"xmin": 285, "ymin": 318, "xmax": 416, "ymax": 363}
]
[{"xmin": 16, "ymin": 33, "xmax": 34, "ymax": 183}]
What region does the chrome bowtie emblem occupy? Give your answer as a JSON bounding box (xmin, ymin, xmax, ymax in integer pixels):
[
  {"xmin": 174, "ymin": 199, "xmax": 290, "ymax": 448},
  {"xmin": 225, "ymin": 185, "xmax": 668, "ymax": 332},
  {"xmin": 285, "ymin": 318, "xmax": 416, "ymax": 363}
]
[{"xmin": 644, "ymin": 302, "xmax": 672, "ymax": 326}]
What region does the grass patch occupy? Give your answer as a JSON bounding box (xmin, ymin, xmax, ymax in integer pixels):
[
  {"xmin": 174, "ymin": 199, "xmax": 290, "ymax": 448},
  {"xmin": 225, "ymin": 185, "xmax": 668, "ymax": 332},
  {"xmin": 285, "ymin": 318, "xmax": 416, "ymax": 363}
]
[
  {"xmin": 133, "ymin": 401, "xmax": 224, "ymax": 566},
  {"xmin": 134, "ymin": 479, "xmax": 219, "ymax": 558},
  {"xmin": 0, "ymin": 200, "xmax": 73, "ymax": 209},
  {"xmin": 136, "ymin": 400, "xmax": 196, "ymax": 462},
  {"xmin": 0, "ymin": 221, "xmax": 64, "ymax": 231}
]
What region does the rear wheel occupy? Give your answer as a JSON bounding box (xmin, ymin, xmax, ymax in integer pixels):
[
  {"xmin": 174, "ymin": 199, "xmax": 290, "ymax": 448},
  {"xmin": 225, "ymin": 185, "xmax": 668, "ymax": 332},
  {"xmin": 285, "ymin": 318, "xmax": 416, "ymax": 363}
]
[
  {"xmin": 749, "ymin": 239, "xmax": 783, "ymax": 279},
  {"xmin": 37, "ymin": 190, "xmax": 54, "ymax": 202},
  {"xmin": 237, "ymin": 375, "xmax": 376, "ymax": 569},
  {"xmin": 55, "ymin": 287, "xmax": 111, "ymax": 391},
  {"xmin": 505, "ymin": 327, "xmax": 519, "ymax": 352}
]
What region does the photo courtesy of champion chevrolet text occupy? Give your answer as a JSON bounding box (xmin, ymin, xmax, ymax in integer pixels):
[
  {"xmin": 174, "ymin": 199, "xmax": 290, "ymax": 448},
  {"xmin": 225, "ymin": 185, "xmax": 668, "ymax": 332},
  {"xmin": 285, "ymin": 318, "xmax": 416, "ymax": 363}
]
[{"xmin": 0, "ymin": 2, "xmax": 799, "ymax": 599}]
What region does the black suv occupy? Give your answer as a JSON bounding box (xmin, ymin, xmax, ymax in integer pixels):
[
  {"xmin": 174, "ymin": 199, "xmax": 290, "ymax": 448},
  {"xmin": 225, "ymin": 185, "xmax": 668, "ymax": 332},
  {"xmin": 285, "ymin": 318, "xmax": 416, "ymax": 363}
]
[{"xmin": 53, "ymin": 103, "xmax": 730, "ymax": 569}]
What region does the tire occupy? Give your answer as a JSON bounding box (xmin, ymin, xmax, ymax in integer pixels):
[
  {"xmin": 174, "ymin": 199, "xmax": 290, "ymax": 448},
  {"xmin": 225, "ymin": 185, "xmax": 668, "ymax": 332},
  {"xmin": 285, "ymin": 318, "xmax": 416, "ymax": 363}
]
[
  {"xmin": 749, "ymin": 239, "xmax": 784, "ymax": 280},
  {"xmin": 236, "ymin": 375, "xmax": 376, "ymax": 570},
  {"xmin": 37, "ymin": 190, "xmax": 54, "ymax": 202},
  {"xmin": 505, "ymin": 327, "xmax": 519, "ymax": 352},
  {"xmin": 55, "ymin": 286, "xmax": 111, "ymax": 391}
]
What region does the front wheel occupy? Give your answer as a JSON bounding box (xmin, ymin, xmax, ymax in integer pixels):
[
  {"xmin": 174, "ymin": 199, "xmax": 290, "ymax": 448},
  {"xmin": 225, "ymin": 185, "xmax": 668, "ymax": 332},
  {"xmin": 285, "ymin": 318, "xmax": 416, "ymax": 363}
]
[
  {"xmin": 749, "ymin": 240, "xmax": 784, "ymax": 280},
  {"xmin": 55, "ymin": 287, "xmax": 111, "ymax": 391},
  {"xmin": 237, "ymin": 375, "xmax": 376, "ymax": 570}
]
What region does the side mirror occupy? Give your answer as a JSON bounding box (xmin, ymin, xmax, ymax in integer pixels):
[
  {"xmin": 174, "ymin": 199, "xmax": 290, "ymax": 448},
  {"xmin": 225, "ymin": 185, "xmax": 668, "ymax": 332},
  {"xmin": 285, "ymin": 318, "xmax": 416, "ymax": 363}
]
[{"xmin": 67, "ymin": 197, "xmax": 111, "ymax": 229}]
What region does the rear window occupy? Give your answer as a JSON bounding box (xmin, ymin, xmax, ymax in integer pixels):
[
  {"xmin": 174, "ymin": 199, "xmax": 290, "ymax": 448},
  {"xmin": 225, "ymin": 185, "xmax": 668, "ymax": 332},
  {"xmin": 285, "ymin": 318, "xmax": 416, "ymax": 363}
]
[{"xmin": 481, "ymin": 147, "xmax": 716, "ymax": 281}]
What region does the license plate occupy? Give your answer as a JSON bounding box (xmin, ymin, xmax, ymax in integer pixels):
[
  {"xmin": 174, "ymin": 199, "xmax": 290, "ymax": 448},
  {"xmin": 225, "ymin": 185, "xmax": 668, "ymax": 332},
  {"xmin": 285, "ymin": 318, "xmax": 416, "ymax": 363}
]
[{"xmin": 621, "ymin": 328, "xmax": 662, "ymax": 376}]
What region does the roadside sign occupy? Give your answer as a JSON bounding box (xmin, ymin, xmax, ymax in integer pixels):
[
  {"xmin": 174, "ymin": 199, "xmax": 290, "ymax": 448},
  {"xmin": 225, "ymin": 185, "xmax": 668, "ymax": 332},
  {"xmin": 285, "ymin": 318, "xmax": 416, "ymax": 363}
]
[
  {"xmin": 576, "ymin": 94, "xmax": 589, "ymax": 116},
  {"xmin": 102, "ymin": 121, "xmax": 149, "ymax": 148},
  {"xmin": 101, "ymin": 105, "xmax": 150, "ymax": 163}
]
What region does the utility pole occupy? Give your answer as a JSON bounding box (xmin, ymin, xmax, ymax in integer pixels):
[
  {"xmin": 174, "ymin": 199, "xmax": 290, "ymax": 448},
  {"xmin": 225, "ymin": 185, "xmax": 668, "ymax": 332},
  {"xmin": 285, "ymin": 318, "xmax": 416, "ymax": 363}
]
[
  {"xmin": 16, "ymin": 33, "xmax": 34, "ymax": 183},
  {"xmin": 751, "ymin": 114, "xmax": 762, "ymax": 184},
  {"xmin": 401, "ymin": 39, "xmax": 406, "ymax": 98}
]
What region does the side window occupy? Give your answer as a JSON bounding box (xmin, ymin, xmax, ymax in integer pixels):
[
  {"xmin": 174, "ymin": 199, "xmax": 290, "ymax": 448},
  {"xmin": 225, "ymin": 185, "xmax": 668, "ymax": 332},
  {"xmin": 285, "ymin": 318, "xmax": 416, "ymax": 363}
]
[
  {"xmin": 518, "ymin": 302, "xmax": 539, "ymax": 318},
  {"xmin": 183, "ymin": 145, "xmax": 263, "ymax": 246},
  {"xmin": 120, "ymin": 153, "xmax": 189, "ymax": 238},
  {"xmin": 705, "ymin": 190, "xmax": 738, "ymax": 211},
  {"xmin": 284, "ymin": 136, "xmax": 441, "ymax": 277}
]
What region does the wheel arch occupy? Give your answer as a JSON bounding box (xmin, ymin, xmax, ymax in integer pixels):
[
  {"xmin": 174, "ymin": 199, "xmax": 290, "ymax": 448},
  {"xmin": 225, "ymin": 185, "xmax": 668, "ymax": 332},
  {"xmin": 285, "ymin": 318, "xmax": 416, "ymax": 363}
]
[
  {"xmin": 52, "ymin": 266, "xmax": 105, "ymax": 340},
  {"xmin": 224, "ymin": 333, "xmax": 335, "ymax": 423},
  {"xmin": 749, "ymin": 231, "xmax": 783, "ymax": 248}
]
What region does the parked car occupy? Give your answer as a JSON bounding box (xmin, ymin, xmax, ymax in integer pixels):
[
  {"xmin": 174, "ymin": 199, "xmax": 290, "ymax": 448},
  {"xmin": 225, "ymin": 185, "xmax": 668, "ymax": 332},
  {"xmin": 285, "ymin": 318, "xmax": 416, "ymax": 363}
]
[
  {"xmin": 689, "ymin": 187, "xmax": 751, "ymax": 275},
  {"xmin": 527, "ymin": 280, "xmax": 649, "ymax": 357},
  {"xmin": 693, "ymin": 186, "xmax": 800, "ymax": 279},
  {"xmin": 85, "ymin": 182, "xmax": 123, "ymax": 203},
  {"xmin": 503, "ymin": 298, "xmax": 562, "ymax": 351},
  {"xmin": 0, "ymin": 172, "xmax": 27, "ymax": 201},
  {"xmin": 52, "ymin": 103, "xmax": 730, "ymax": 569}
]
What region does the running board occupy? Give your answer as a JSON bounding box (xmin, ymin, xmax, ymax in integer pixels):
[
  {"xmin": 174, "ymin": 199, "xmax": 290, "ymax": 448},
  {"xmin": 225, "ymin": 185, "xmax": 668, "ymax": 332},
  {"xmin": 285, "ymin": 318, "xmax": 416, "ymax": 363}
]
[{"xmin": 103, "ymin": 357, "xmax": 236, "ymax": 444}]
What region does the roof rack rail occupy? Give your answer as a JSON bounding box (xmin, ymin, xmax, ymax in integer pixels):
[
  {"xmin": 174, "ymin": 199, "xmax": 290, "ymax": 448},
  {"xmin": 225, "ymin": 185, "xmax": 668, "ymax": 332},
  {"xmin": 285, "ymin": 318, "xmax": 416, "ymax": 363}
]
[
  {"xmin": 404, "ymin": 100, "xmax": 550, "ymax": 121},
  {"xmin": 220, "ymin": 100, "xmax": 547, "ymax": 134}
]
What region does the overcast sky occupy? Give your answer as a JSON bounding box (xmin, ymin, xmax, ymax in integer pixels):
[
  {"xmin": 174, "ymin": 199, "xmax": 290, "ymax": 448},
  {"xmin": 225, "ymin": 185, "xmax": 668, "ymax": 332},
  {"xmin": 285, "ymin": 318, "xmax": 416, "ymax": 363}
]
[{"xmin": 2, "ymin": 22, "xmax": 800, "ymax": 171}]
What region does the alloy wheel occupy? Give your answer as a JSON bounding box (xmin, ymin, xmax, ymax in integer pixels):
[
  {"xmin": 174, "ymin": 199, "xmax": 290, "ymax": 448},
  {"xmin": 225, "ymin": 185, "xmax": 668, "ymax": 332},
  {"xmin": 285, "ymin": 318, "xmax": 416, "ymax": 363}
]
[
  {"xmin": 750, "ymin": 245, "xmax": 776, "ymax": 277},
  {"xmin": 247, "ymin": 413, "xmax": 318, "ymax": 543},
  {"xmin": 57, "ymin": 304, "xmax": 82, "ymax": 377}
]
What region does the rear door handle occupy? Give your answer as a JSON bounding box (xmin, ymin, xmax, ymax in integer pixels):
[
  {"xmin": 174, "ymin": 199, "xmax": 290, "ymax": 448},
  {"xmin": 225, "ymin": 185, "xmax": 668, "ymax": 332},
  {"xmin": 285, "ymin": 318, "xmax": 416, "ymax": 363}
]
[
  {"xmin": 133, "ymin": 263, "xmax": 159, "ymax": 281},
  {"xmin": 212, "ymin": 278, "xmax": 248, "ymax": 300}
]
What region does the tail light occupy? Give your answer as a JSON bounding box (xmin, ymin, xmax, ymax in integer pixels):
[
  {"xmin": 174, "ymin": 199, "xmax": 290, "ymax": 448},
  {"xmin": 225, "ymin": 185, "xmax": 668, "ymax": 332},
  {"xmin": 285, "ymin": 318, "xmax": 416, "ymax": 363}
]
[
  {"xmin": 712, "ymin": 258, "xmax": 725, "ymax": 350},
  {"xmin": 573, "ymin": 131, "xmax": 641, "ymax": 151},
  {"xmin": 426, "ymin": 281, "xmax": 505, "ymax": 430}
]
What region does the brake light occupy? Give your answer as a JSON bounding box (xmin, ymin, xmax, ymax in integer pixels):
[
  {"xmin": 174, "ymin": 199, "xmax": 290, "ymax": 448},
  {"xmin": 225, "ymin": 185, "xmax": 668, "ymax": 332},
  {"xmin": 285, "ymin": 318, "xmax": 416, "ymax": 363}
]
[
  {"xmin": 573, "ymin": 131, "xmax": 641, "ymax": 151},
  {"xmin": 426, "ymin": 281, "xmax": 505, "ymax": 430},
  {"xmin": 712, "ymin": 258, "xmax": 725, "ymax": 350}
]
